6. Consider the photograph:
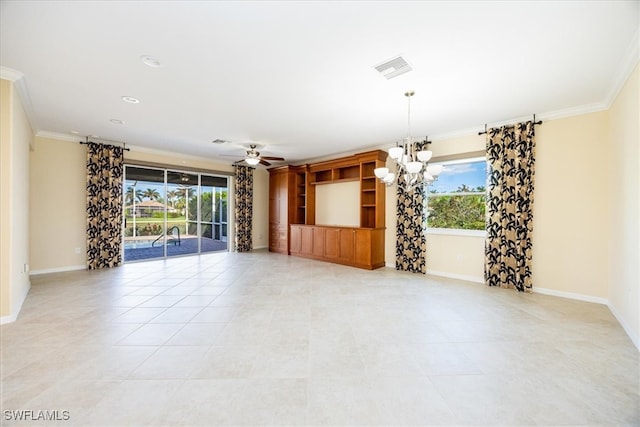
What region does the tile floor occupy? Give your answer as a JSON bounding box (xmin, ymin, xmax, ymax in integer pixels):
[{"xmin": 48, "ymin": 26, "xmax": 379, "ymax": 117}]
[{"xmin": 1, "ymin": 251, "xmax": 638, "ymax": 426}]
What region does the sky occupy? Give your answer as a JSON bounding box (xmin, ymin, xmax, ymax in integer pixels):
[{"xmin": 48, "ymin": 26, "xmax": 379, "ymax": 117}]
[{"xmin": 429, "ymin": 160, "xmax": 487, "ymax": 193}]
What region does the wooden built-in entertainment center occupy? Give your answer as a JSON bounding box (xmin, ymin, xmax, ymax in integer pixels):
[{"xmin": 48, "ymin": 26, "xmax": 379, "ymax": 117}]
[{"xmin": 268, "ymin": 150, "xmax": 387, "ymax": 269}]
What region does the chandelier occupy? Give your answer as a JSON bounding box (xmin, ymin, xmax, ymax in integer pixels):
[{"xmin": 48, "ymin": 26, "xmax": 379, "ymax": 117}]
[{"xmin": 374, "ymin": 91, "xmax": 443, "ymax": 192}]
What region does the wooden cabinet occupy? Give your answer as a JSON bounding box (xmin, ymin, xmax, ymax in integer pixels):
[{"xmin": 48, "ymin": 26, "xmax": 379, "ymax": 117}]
[
  {"xmin": 338, "ymin": 229, "xmax": 355, "ymax": 263},
  {"xmin": 289, "ymin": 224, "xmax": 301, "ymax": 253},
  {"xmin": 269, "ymin": 150, "xmax": 387, "ymax": 269},
  {"xmin": 308, "ymin": 150, "xmax": 387, "ymax": 229},
  {"xmin": 268, "ymin": 166, "xmax": 307, "ymax": 254},
  {"xmin": 289, "ymin": 225, "xmax": 385, "ymax": 270}
]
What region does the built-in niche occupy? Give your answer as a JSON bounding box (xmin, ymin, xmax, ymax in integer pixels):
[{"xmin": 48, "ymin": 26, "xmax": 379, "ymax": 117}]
[{"xmin": 315, "ymin": 181, "xmax": 360, "ymax": 227}]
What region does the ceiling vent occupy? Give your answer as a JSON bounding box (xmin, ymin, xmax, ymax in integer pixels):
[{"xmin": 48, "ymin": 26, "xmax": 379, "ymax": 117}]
[{"xmin": 374, "ymin": 56, "xmax": 412, "ymax": 80}]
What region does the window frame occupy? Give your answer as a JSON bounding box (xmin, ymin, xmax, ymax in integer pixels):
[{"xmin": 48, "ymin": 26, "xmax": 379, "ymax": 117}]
[{"xmin": 425, "ymin": 156, "xmax": 488, "ymax": 237}]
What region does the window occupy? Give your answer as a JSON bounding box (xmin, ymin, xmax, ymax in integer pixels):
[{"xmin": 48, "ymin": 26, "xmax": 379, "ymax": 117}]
[{"xmin": 426, "ymin": 157, "xmax": 487, "ymax": 232}]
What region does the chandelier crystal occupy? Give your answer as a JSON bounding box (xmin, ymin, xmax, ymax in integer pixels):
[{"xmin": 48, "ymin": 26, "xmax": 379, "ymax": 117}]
[{"xmin": 374, "ymin": 91, "xmax": 443, "ymax": 192}]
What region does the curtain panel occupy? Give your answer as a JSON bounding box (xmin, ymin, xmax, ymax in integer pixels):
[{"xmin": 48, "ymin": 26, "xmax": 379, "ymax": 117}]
[
  {"xmin": 396, "ymin": 141, "xmax": 427, "ymax": 274},
  {"xmin": 86, "ymin": 142, "xmax": 124, "ymax": 270},
  {"xmin": 234, "ymin": 165, "xmax": 253, "ymax": 252},
  {"xmin": 485, "ymin": 121, "xmax": 536, "ymax": 292}
]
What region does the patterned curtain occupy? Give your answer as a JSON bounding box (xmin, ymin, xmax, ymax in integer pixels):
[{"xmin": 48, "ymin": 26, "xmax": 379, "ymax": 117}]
[
  {"xmin": 86, "ymin": 142, "xmax": 124, "ymax": 270},
  {"xmin": 396, "ymin": 141, "xmax": 427, "ymax": 274},
  {"xmin": 485, "ymin": 121, "xmax": 536, "ymax": 292},
  {"xmin": 234, "ymin": 164, "xmax": 253, "ymax": 252}
]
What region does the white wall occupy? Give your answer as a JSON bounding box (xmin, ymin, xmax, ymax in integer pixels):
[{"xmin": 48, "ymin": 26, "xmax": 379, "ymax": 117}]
[
  {"xmin": 608, "ymin": 63, "xmax": 639, "ymax": 349},
  {"xmin": 532, "ymin": 111, "xmax": 611, "ymax": 300},
  {"xmin": 29, "ymin": 137, "xmax": 86, "ymax": 272},
  {"xmin": 0, "ymin": 78, "xmax": 32, "ymax": 323}
]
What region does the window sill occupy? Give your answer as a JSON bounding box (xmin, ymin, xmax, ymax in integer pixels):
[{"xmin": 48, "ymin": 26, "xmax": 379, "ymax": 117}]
[{"xmin": 426, "ymin": 228, "xmax": 486, "ymax": 237}]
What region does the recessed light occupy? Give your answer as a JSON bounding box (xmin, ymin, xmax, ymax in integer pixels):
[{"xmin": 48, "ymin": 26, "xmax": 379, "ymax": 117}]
[
  {"xmin": 140, "ymin": 55, "xmax": 162, "ymax": 68},
  {"xmin": 70, "ymin": 130, "xmax": 79, "ymax": 134},
  {"xmin": 110, "ymin": 119, "xmax": 125, "ymax": 125},
  {"xmin": 90, "ymin": 134, "xmax": 99, "ymax": 138},
  {"xmin": 121, "ymin": 96, "xmax": 140, "ymax": 104}
]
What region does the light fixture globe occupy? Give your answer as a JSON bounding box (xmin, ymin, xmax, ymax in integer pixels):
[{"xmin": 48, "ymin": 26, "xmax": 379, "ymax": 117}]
[
  {"xmin": 388, "ymin": 147, "xmax": 403, "ymax": 160},
  {"xmin": 374, "ymin": 167, "xmax": 389, "ymax": 179},
  {"xmin": 245, "ymin": 157, "xmax": 260, "ymax": 166},
  {"xmin": 417, "ymin": 150, "xmax": 432, "ymax": 162}
]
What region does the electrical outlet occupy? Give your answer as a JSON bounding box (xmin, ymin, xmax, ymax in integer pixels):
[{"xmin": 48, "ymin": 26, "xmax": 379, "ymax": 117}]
[
  {"xmin": 457, "ymin": 254, "xmax": 464, "ymax": 262},
  {"xmin": 23, "ymin": 263, "xmax": 29, "ymax": 273},
  {"xmin": 75, "ymin": 247, "xmax": 81, "ymax": 254}
]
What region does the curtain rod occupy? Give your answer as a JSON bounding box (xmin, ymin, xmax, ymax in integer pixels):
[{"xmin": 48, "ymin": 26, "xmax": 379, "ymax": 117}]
[
  {"xmin": 478, "ymin": 114, "xmax": 543, "ymax": 136},
  {"xmin": 78, "ymin": 136, "xmax": 130, "ymax": 151}
]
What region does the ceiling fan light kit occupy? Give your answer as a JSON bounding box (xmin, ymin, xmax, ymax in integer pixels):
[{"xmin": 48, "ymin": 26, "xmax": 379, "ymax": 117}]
[
  {"xmin": 244, "ymin": 156, "xmax": 261, "ymax": 166},
  {"xmin": 222, "ymin": 143, "xmax": 285, "ymax": 167}
]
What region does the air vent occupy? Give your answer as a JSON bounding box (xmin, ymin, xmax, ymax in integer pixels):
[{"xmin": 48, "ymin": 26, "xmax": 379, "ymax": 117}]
[
  {"xmin": 374, "ymin": 56, "xmax": 412, "ymax": 80},
  {"xmin": 211, "ymin": 139, "xmax": 228, "ymax": 144}
]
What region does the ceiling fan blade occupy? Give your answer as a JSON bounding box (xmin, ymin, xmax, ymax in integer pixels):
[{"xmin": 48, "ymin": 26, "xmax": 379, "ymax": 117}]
[
  {"xmin": 261, "ymin": 156, "xmax": 285, "ymax": 161},
  {"xmin": 259, "ymin": 159, "xmax": 272, "ymax": 167}
]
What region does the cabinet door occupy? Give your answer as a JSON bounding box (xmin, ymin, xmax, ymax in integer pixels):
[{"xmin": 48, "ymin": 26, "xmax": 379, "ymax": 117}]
[
  {"xmin": 354, "ymin": 229, "xmax": 372, "ymax": 267},
  {"xmin": 269, "ymin": 223, "xmax": 279, "ymax": 251},
  {"xmin": 301, "ymin": 227, "xmax": 313, "ymax": 255},
  {"xmin": 277, "ymin": 173, "xmax": 288, "ymax": 226},
  {"xmin": 290, "ymin": 225, "xmax": 301, "ymax": 254},
  {"xmin": 324, "ymin": 228, "xmax": 339, "ymax": 259},
  {"xmin": 277, "ymin": 226, "xmax": 288, "ymax": 252},
  {"xmin": 312, "ymin": 227, "xmax": 324, "ymax": 257},
  {"xmin": 339, "ymin": 228, "xmax": 355, "ymax": 263}
]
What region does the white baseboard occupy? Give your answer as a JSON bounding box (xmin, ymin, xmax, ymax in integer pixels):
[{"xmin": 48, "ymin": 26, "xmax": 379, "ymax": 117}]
[
  {"xmin": 533, "ymin": 286, "xmax": 608, "ymax": 305},
  {"xmin": 29, "ymin": 265, "xmax": 85, "ymax": 276},
  {"xmin": 426, "ymin": 269, "xmax": 484, "ymax": 284},
  {"xmin": 0, "ymin": 314, "xmax": 17, "ymax": 325},
  {"xmin": 0, "ymin": 280, "xmax": 30, "ymax": 325},
  {"xmin": 252, "ymin": 245, "xmax": 268, "ymax": 250},
  {"xmin": 607, "ymin": 302, "xmax": 640, "ymax": 351}
]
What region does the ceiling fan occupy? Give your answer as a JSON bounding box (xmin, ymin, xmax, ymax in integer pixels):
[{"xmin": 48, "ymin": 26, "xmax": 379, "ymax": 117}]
[{"xmin": 224, "ymin": 144, "xmax": 285, "ymax": 167}]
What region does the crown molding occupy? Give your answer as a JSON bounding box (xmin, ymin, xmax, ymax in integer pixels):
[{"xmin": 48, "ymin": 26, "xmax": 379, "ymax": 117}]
[
  {"xmin": 1, "ymin": 66, "xmax": 38, "ymax": 138},
  {"xmin": 35, "ymin": 130, "xmax": 80, "ymax": 143},
  {"xmin": 428, "ymin": 101, "xmax": 611, "ymax": 142},
  {"xmin": 0, "ymin": 66, "xmax": 24, "ymax": 81}
]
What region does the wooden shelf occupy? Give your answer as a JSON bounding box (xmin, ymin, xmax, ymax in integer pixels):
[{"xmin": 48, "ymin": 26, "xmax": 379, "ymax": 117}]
[
  {"xmin": 311, "ymin": 177, "xmax": 359, "ymax": 185},
  {"xmin": 270, "ymin": 149, "xmax": 387, "ymax": 268}
]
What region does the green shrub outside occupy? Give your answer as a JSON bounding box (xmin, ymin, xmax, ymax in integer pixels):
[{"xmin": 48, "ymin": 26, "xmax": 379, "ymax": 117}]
[{"xmin": 427, "ymin": 194, "xmax": 485, "ymax": 230}]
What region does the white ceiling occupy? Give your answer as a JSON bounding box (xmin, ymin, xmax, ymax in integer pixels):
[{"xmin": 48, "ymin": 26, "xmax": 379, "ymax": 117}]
[{"xmin": 1, "ymin": 1, "xmax": 638, "ymax": 164}]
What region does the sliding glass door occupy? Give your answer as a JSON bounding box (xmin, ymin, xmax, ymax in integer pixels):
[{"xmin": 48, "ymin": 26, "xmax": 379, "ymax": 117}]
[
  {"xmin": 123, "ymin": 165, "xmax": 229, "ymax": 262},
  {"xmin": 200, "ymin": 175, "xmax": 228, "ymax": 253},
  {"xmin": 123, "ymin": 167, "xmax": 167, "ymax": 262}
]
